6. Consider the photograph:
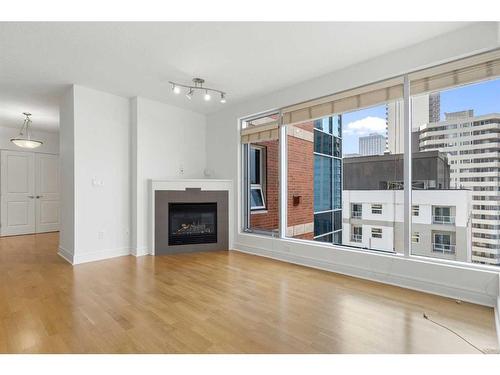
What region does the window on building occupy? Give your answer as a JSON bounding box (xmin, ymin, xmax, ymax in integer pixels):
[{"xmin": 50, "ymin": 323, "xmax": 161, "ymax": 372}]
[
  {"xmin": 412, "ymin": 205, "xmax": 419, "ymax": 216},
  {"xmin": 432, "ymin": 206, "xmax": 454, "ymax": 224},
  {"xmin": 433, "ymin": 233, "xmax": 454, "ymax": 254},
  {"xmin": 371, "ymin": 204, "xmax": 382, "ymax": 214},
  {"xmin": 371, "ymin": 228, "xmax": 382, "ymax": 239},
  {"xmin": 351, "ymin": 226, "xmax": 362, "ymax": 242},
  {"xmin": 412, "ymin": 232, "xmax": 420, "ymax": 243},
  {"xmin": 351, "ymin": 203, "xmax": 362, "ymax": 218},
  {"xmin": 250, "ymin": 146, "xmax": 266, "ymax": 210}
]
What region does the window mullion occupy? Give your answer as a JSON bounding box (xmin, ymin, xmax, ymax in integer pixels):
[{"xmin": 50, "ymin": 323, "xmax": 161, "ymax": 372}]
[{"xmin": 403, "ymin": 74, "xmax": 412, "ymax": 257}]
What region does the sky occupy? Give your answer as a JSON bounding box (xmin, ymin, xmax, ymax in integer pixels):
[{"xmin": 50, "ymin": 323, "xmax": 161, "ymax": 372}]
[{"xmin": 341, "ymin": 78, "xmax": 500, "ymax": 155}]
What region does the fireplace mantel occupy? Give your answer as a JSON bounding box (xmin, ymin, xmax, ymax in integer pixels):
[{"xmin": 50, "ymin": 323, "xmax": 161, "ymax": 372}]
[{"xmin": 149, "ymin": 179, "xmax": 233, "ymax": 255}]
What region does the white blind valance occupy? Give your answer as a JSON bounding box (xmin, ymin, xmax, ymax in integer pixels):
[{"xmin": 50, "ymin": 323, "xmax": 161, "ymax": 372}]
[
  {"xmin": 281, "ymin": 77, "xmax": 404, "ymax": 126},
  {"xmin": 409, "ymin": 50, "xmax": 500, "ymax": 95}
]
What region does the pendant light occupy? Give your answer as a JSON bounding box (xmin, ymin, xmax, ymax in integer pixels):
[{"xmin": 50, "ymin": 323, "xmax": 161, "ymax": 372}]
[{"xmin": 10, "ymin": 112, "xmax": 43, "ymax": 149}]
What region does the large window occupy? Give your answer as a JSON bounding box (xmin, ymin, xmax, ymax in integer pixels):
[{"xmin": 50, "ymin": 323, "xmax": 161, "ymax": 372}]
[
  {"xmin": 411, "ymin": 77, "xmax": 500, "ymax": 265},
  {"xmin": 241, "ymin": 51, "xmax": 500, "ymax": 268}
]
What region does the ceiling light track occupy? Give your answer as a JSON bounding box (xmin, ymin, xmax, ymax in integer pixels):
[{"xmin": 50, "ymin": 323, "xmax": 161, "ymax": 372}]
[{"xmin": 169, "ymin": 78, "xmax": 227, "ymax": 103}]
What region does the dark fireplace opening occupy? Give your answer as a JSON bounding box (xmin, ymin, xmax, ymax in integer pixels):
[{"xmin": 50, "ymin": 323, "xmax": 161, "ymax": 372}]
[{"xmin": 168, "ymin": 202, "xmax": 217, "ymax": 246}]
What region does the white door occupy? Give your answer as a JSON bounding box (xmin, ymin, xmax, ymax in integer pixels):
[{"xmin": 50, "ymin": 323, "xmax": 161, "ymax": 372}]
[
  {"xmin": 35, "ymin": 153, "xmax": 60, "ymax": 233},
  {"xmin": 0, "ymin": 150, "xmax": 36, "ymax": 236}
]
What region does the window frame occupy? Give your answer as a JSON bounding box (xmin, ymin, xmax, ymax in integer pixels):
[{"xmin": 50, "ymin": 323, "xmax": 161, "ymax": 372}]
[
  {"xmin": 239, "ymin": 50, "xmax": 500, "ymax": 272},
  {"xmin": 249, "ymin": 145, "xmax": 266, "ymax": 211}
]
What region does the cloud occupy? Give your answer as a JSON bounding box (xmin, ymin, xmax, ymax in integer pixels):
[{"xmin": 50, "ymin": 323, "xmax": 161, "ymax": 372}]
[{"xmin": 343, "ymin": 116, "xmax": 386, "ymax": 137}]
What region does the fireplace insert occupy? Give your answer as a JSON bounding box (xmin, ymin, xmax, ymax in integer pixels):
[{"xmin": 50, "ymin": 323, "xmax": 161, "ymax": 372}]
[{"xmin": 168, "ymin": 202, "xmax": 217, "ymax": 245}]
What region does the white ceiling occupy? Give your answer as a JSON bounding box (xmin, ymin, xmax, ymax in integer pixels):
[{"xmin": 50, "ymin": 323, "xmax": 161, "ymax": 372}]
[{"xmin": 0, "ymin": 22, "xmax": 472, "ymax": 131}]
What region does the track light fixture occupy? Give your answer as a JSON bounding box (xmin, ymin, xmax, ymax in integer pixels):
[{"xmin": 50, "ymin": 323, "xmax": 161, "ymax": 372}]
[{"xmin": 168, "ymin": 78, "xmax": 226, "ymax": 104}]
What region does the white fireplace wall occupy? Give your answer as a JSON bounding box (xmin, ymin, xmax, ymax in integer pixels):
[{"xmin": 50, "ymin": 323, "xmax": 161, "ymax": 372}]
[{"xmin": 131, "ymin": 97, "xmax": 208, "ymax": 256}]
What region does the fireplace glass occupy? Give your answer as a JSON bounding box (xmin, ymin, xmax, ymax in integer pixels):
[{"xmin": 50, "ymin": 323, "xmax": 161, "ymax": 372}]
[{"xmin": 168, "ymin": 203, "xmax": 217, "ymax": 245}]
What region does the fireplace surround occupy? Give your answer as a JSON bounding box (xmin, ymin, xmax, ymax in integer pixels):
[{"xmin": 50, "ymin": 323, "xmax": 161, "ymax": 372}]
[{"xmin": 152, "ymin": 180, "xmax": 231, "ymax": 255}]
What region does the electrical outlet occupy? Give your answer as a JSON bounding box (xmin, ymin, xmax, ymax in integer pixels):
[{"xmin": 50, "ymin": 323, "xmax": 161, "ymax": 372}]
[
  {"xmin": 98, "ymin": 231, "xmax": 104, "ymax": 240},
  {"xmin": 179, "ymin": 164, "xmax": 185, "ymax": 175}
]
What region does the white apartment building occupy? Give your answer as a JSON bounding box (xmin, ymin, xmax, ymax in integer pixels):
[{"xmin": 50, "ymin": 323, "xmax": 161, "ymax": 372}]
[
  {"xmin": 342, "ymin": 189, "xmax": 472, "ymax": 262},
  {"xmin": 386, "ymin": 93, "xmax": 440, "ymax": 154},
  {"xmin": 359, "ymin": 133, "xmax": 385, "ymax": 156},
  {"xmin": 419, "ymin": 111, "xmax": 500, "ymax": 265}
]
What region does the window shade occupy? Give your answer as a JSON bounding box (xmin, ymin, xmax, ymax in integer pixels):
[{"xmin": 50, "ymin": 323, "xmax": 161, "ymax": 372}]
[
  {"xmin": 409, "ymin": 50, "xmax": 500, "ymax": 95},
  {"xmin": 281, "ymin": 77, "xmax": 404, "ymax": 126},
  {"xmin": 240, "ymin": 121, "xmax": 279, "ymax": 143}
]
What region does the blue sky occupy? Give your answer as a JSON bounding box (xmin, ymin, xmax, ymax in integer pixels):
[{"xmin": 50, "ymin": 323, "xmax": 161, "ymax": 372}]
[{"xmin": 342, "ymin": 78, "xmax": 500, "ymax": 155}]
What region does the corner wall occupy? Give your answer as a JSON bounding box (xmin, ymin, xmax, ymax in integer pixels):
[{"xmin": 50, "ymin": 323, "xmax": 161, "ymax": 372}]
[
  {"xmin": 131, "ymin": 97, "xmax": 207, "ymax": 255},
  {"xmin": 205, "ymin": 22, "xmax": 500, "ymax": 306}
]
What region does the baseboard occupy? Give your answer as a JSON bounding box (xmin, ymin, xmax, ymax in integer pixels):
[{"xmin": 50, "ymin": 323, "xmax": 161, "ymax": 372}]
[
  {"xmin": 233, "ymin": 242, "xmax": 497, "ymax": 307},
  {"xmin": 130, "ymin": 246, "xmax": 150, "ymax": 257},
  {"xmin": 58, "ymin": 246, "xmax": 74, "ymax": 265},
  {"xmin": 73, "ymin": 247, "xmax": 131, "ymax": 265},
  {"xmin": 495, "ymin": 298, "xmax": 500, "ymax": 349}
]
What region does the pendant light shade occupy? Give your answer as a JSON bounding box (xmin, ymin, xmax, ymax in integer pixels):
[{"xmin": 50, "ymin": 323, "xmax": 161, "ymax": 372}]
[{"xmin": 10, "ymin": 112, "xmax": 43, "ymax": 149}]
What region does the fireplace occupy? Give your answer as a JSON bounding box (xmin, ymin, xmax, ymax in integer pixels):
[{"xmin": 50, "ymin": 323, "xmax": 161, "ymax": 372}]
[
  {"xmin": 168, "ymin": 202, "xmax": 217, "ymax": 245},
  {"xmin": 154, "ymin": 187, "xmax": 229, "ymax": 255}
]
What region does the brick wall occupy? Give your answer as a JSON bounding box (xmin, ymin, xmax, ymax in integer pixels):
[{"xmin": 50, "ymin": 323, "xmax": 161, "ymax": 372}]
[
  {"xmin": 249, "ymin": 121, "xmax": 314, "ymax": 239},
  {"xmin": 287, "ymin": 123, "xmax": 314, "ymax": 238}
]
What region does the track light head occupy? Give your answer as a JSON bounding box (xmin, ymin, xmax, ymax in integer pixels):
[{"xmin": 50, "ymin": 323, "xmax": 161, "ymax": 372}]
[
  {"xmin": 186, "ymin": 88, "xmax": 194, "ymax": 100},
  {"xmin": 204, "ymin": 91, "xmax": 211, "ymax": 101},
  {"xmin": 220, "ymin": 93, "xmax": 226, "ymax": 103},
  {"xmin": 172, "ymin": 84, "xmax": 180, "ymax": 94}
]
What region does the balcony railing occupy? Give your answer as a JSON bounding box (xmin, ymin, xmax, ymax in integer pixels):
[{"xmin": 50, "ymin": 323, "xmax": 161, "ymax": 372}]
[
  {"xmin": 351, "ymin": 211, "xmax": 362, "ymax": 219},
  {"xmin": 351, "ymin": 234, "xmax": 362, "ymax": 242},
  {"xmin": 432, "ymin": 243, "xmax": 456, "ymax": 254},
  {"xmin": 432, "ymin": 215, "xmax": 455, "ymax": 225}
]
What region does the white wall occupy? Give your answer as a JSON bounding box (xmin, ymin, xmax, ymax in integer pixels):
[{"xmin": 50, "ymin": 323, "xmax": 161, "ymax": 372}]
[
  {"xmin": 0, "ymin": 126, "xmax": 59, "ymax": 154},
  {"xmin": 58, "ymin": 85, "xmax": 131, "ymax": 264},
  {"xmin": 205, "ymin": 23, "xmax": 500, "ymax": 306},
  {"xmin": 131, "ymin": 97, "xmax": 207, "ymax": 255},
  {"xmin": 59, "ymin": 87, "xmax": 207, "ymax": 262},
  {"xmin": 59, "ymin": 87, "xmax": 75, "ymax": 259}
]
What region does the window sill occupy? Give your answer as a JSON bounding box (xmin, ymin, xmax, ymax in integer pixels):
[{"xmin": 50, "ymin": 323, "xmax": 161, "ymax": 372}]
[
  {"xmin": 250, "ymin": 209, "xmax": 268, "ymax": 215},
  {"xmin": 237, "ymin": 230, "xmax": 500, "ymax": 273}
]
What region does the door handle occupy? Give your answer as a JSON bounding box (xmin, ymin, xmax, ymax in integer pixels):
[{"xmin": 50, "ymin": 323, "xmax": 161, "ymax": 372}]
[
  {"xmin": 36, "ymin": 195, "xmax": 43, "ymax": 199},
  {"xmin": 28, "ymin": 195, "xmax": 34, "ymax": 199}
]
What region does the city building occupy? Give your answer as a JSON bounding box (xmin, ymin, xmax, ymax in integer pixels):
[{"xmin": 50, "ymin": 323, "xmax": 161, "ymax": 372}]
[
  {"xmin": 248, "ymin": 115, "xmax": 343, "ymax": 244},
  {"xmin": 359, "ymin": 133, "xmax": 385, "ymax": 156},
  {"xmin": 342, "ymin": 151, "xmax": 471, "ymax": 262},
  {"xmin": 343, "ymin": 151, "xmax": 450, "ymax": 190},
  {"xmin": 342, "ymin": 189, "xmax": 472, "ymax": 262},
  {"xmin": 419, "ymin": 110, "xmax": 500, "ymax": 265},
  {"xmin": 386, "ymin": 92, "xmax": 440, "ymax": 154}
]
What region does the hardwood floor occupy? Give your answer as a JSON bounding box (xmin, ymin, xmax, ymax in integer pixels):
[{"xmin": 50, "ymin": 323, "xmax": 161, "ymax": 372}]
[{"xmin": 0, "ymin": 232, "xmax": 498, "ymax": 353}]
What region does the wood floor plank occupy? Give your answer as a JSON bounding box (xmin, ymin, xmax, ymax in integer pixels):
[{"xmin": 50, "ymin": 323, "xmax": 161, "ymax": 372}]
[{"xmin": 0, "ymin": 232, "xmax": 497, "ymax": 353}]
